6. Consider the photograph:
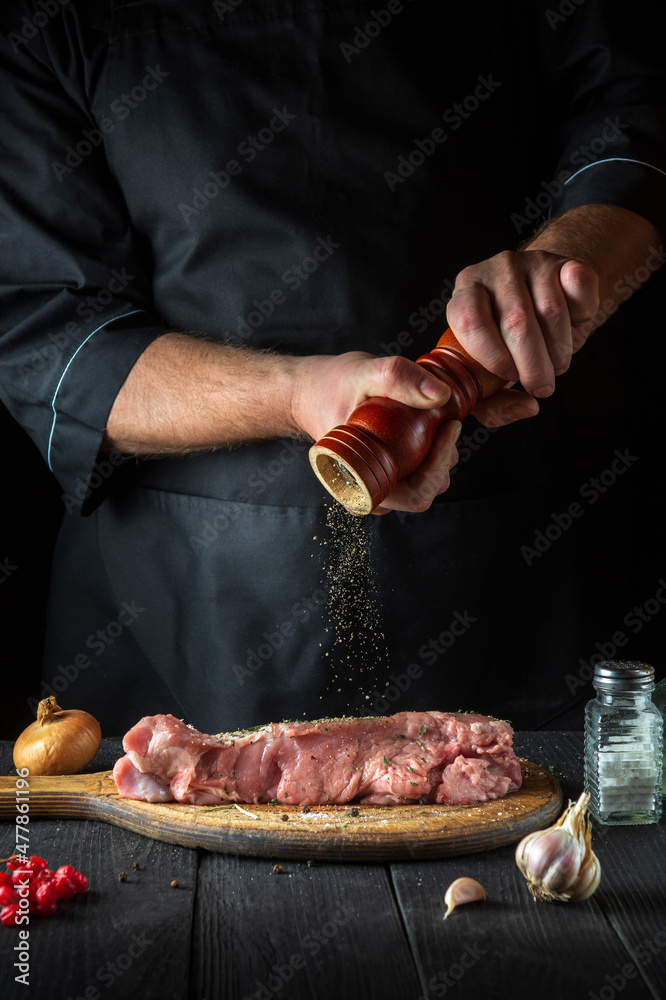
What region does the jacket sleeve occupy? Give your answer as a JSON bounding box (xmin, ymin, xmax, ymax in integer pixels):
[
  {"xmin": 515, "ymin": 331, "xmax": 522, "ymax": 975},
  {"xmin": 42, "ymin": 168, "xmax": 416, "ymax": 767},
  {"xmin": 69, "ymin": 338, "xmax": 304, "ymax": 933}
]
[
  {"xmin": 0, "ymin": 3, "xmax": 167, "ymax": 514},
  {"xmin": 538, "ymin": 0, "xmax": 666, "ymax": 236}
]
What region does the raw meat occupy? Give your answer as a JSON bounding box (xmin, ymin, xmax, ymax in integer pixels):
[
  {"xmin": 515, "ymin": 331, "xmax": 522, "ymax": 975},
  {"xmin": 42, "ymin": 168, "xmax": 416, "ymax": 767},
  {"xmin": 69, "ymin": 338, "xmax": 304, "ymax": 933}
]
[{"xmin": 112, "ymin": 711, "xmax": 522, "ymax": 806}]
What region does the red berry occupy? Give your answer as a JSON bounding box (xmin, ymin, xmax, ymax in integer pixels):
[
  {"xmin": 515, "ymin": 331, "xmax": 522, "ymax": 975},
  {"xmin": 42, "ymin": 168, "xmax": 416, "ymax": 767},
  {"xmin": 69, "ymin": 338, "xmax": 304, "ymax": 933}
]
[
  {"xmin": 72, "ymin": 872, "xmax": 88, "ymax": 893},
  {"xmin": 1, "ymin": 858, "xmax": 89, "ymax": 922},
  {"xmin": 0, "ymin": 903, "xmax": 20, "ymax": 927},
  {"xmin": 55, "ymin": 864, "xmax": 76, "ymax": 879},
  {"xmin": 10, "ymin": 855, "xmax": 30, "ymax": 867},
  {"xmin": 0, "ymin": 885, "xmax": 17, "ymax": 906},
  {"xmin": 35, "ymin": 882, "xmax": 58, "ymax": 908},
  {"xmin": 11, "ymin": 868, "xmax": 35, "ymax": 886},
  {"xmin": 53, "ymin": 875, "xmax": 77, "ymax": 899},
  {"xmin": 28, "ymin": 879, "xmax": 44, "ymax": 905}
]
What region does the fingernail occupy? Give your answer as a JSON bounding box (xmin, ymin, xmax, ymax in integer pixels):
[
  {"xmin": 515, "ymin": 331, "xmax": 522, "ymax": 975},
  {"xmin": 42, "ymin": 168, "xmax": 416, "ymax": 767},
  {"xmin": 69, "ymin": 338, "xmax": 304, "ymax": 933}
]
[
  {"xmin": 420, "ymin": 377, "xmax": 449, "ymax": 400},
  {"xmin": 452, "ymin": 420, "xmax": 463, "ymax": 442},
  {"xmin": 533, "ymin": 384, "xmax": 554, "ymax": 398}
]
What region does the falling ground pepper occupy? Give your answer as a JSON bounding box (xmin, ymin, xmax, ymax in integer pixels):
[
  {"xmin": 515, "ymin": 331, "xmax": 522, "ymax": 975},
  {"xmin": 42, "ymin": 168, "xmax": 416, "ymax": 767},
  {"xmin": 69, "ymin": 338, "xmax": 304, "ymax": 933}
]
[{"xmin": 321, "ymin": 502, "xmax": 389, "ymax": 711}]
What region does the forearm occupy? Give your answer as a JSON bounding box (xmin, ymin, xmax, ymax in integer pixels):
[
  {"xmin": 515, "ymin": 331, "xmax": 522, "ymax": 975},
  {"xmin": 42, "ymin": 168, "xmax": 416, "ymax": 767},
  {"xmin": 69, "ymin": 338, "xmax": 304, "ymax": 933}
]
[
  {"xmin": 103, "ymin": 333, "xmax": 451, "ymax": 457},
  {"xmin": 103, "ymin": 334, "xmax": 304, "ymax": 453},
  {"xmin": 523, "ymin": 203, "xmax": 663, "ymax": 311}
]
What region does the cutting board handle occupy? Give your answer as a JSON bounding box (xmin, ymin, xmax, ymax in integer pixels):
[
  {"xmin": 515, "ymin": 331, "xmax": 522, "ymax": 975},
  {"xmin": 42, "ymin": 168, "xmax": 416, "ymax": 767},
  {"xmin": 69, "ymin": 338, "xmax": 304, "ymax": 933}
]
[{"xmin": 0, "ymin": 772, "xmax": 118, "ymax": 819}]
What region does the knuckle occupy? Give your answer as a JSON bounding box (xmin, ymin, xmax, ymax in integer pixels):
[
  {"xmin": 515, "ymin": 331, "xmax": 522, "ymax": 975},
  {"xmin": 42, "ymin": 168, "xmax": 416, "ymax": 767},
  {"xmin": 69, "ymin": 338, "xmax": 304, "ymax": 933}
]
[
  {"xmin": 453, "ymin": 265, "xmax": 479, "ymax": 288},
  {"xmin": 377, "ymin": 354, "xmax": 410, "ymax": 388},
  {"xmin": 410, "ymin": 495, "xmax": 433, "ymax": 513},
  {"xmin": 538, "ymin": 299, "xmax": 565, "ymax": 324},
  {"xmin": 492, "ymin": 249, "xmax": 521, "ymax": 272},
  {"xmin": 436, "ymin": 472, "xmax": 452, "ymax": 494},
  {"xmin": 501, "ymin": 308, "xmax": 530, "ymax": 339},
  {"xmin": 447, "ymin": 303, "xmax": 485, "ymax": 338}
]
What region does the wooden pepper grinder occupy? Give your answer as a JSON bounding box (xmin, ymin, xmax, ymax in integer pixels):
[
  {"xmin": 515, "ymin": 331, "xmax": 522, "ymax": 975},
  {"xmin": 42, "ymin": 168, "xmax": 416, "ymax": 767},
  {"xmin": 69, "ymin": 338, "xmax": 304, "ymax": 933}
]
[{"xmin": 308, "ymin": 327, "xmax": 509, "ymax": 514}]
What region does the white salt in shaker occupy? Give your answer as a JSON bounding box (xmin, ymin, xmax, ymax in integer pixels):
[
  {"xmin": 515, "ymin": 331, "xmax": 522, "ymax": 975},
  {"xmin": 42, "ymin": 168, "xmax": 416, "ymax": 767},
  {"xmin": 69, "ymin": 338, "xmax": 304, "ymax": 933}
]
[
  {"xmin": 653, "ymin": 675, "xmax": 666, "ymax": 798},
  {"xmin": 584, "ymin": 660, "xmax": 662, "ymax": 825}
]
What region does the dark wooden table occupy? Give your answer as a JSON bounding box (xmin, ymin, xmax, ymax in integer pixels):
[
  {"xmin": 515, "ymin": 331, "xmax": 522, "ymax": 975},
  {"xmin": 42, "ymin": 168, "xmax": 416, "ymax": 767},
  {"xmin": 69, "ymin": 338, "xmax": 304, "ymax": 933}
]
[{"xmin": 1, "ymin": 733, "xmax": 664, "ymax": 1000}]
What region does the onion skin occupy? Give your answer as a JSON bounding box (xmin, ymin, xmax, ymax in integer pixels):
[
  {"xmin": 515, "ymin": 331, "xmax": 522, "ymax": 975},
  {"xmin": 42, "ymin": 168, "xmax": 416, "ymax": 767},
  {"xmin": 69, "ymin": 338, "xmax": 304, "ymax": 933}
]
[{"xmin": 13, "ymin": 697, "xmax": 102, "ymax": 775}]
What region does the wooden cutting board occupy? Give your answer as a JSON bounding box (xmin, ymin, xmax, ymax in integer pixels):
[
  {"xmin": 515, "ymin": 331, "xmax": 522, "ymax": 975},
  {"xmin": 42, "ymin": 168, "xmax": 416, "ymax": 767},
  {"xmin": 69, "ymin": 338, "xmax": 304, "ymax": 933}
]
[{"xmin": 0, "ymin": 759, "xmax": 561, "ymax": 861}]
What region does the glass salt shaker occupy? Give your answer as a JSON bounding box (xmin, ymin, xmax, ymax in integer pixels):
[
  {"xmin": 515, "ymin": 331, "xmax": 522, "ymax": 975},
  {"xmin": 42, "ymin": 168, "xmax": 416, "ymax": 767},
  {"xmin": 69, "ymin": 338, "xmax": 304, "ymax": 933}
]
[
  {"xmin": 653, "ymin": 675, "xmax": 666, "ymax": 798},
  {"xmin": 584, "ymin": 660, "xmax": 662, "ymax": 825}
]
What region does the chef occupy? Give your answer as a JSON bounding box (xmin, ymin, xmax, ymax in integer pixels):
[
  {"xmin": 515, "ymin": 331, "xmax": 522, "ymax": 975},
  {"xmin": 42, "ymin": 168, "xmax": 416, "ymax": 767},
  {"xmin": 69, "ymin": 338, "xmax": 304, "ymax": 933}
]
[{"xmin": 1, "ymin": 0, "xmax": 665, "ymax": 734}]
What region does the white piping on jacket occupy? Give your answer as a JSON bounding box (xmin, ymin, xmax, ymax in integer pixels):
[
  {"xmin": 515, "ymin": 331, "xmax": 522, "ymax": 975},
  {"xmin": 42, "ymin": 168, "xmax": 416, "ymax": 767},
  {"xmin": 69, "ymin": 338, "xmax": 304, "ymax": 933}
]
[
  {"xmin": 563, "ymin": 156, "xmax": 666, "ymax": 186},
  {"xmin": 47, "ymin": 309, "xmax": 143, "ymax": 471}
]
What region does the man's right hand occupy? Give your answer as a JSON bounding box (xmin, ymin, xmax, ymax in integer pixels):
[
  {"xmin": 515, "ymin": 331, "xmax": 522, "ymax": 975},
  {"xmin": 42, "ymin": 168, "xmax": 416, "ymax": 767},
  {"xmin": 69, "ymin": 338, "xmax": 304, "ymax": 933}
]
[{"xmin": 291, "ymin": 351, "xmax": 464, "ymax": 514}]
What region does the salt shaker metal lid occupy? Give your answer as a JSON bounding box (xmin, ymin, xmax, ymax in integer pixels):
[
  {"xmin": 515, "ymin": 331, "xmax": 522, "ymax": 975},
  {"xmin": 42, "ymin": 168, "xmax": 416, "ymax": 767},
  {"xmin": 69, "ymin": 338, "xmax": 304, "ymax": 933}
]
[{"xmin": 593, "ymin": 660, "xmax": 655, "ymax": 692}]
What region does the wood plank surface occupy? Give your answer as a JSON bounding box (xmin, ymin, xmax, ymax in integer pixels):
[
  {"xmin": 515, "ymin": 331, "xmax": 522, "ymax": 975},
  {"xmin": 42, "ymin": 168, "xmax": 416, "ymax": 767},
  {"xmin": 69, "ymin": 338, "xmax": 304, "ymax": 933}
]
[
  {"xmin": 389, "ymin": 850, "xmax": 657, "ymax": 1000},
  {"xmin": 0, "ymin": 760, "xmax": 561, "ymax": 861},
  {"xmin": 190, "ymin": 853, "xmax": 421, "ymax": 1000},
  {"xmin": 0, "ymin": 819, "xmax": 197, "ymax": 1000}
]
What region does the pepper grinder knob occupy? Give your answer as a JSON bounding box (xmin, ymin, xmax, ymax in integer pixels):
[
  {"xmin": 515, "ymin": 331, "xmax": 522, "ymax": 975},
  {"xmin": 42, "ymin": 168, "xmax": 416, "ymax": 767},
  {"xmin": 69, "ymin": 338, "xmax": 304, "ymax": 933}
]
[{"xmin": 308, "ymin": 327, "xmax": 508, "ymax": 514}]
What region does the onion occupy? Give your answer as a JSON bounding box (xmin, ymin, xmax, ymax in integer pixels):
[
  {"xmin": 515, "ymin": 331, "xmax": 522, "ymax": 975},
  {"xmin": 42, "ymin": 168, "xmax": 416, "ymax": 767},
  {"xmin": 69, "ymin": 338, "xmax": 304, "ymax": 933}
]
[{"xmin": 13, "ymin": 696, "xmax": 102, "ymax": 775}]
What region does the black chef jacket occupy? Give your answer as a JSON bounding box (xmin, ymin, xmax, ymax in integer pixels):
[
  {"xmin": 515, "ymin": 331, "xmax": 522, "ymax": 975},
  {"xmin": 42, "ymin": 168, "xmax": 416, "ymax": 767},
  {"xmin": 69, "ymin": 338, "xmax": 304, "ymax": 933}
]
[{"xmin": 1, "ymin": 0, "xmax": 666, "ymax": 735}]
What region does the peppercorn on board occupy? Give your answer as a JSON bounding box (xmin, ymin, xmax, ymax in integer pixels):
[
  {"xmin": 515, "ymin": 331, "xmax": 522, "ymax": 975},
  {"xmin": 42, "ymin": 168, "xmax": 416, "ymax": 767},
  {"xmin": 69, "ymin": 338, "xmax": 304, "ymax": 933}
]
[{"xmin": 0, "ymin": 761, "xmax": 560, "ymax": 860}]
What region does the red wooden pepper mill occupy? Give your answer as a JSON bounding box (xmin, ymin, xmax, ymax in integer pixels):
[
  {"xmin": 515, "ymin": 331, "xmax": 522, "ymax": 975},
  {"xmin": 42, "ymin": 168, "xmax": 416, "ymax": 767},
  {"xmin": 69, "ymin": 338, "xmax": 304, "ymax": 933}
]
[{"xmin": 308, "ymin": 326, "xmax": 509, "ymax": 514}]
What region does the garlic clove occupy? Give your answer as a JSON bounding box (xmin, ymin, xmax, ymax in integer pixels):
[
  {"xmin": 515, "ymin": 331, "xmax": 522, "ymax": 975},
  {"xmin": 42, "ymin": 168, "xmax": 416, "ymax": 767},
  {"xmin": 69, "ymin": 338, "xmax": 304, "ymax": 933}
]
[
  {"xmin": 514, "ymin": 828, "xmax": 540, "ymax": 873},
  {"xmin": 515, "ymin": 791, "xmax": 601, "ymax": 903},
  {"xmin": 569, "ymin": 853, "xmax": 601, "ymax": 901},
  {"xmin": 444, "ymin": 877, "xmax": 487, "ymax": 918}
]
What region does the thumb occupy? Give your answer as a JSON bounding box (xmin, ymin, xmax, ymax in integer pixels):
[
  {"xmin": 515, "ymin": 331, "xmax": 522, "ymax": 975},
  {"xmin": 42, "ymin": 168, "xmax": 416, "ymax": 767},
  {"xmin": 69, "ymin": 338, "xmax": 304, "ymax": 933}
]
[
  {"xmin": 363, "ymin": 355, "xmax": 451, "ymax": 409},
  {"xmin": 560, "ymin": 259, "xmax": 600, "ymax": 348}
]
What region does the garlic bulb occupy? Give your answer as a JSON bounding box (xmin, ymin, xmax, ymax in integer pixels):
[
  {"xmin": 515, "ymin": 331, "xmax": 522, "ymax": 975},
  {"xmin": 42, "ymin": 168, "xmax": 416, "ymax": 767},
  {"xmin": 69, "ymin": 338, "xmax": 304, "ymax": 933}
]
[
  {"xmin": 444, "ymin": 877, "xmax": 487, "ymax": 918},
  {"xmin": 515, "ymin": 791, "xmax": 601, "ymax": 903}
]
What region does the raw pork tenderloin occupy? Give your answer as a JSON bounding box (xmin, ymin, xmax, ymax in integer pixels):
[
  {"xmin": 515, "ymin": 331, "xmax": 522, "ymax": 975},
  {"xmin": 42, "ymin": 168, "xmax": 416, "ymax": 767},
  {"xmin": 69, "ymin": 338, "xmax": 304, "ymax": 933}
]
[{"xmin": 112, "ymin": 711, "xmax": 522, "ymax": 806}]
